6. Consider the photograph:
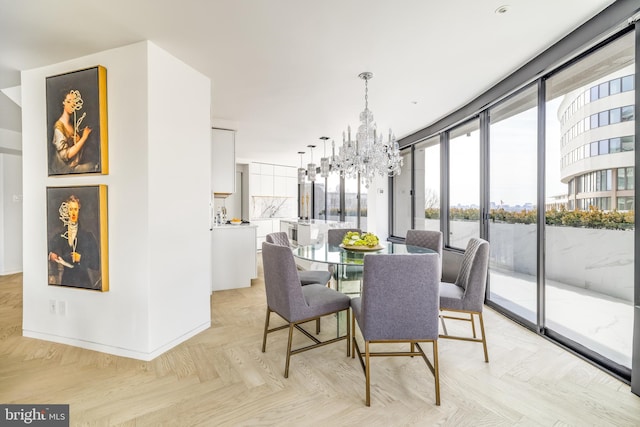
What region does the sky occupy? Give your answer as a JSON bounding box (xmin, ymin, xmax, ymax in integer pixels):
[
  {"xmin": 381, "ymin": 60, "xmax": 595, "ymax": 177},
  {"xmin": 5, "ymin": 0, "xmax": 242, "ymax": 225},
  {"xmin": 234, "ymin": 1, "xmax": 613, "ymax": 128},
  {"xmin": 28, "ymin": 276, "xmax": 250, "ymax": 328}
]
[{"xmin": 425, "ymin": 97, "xmax": 566, "ymax": 208}]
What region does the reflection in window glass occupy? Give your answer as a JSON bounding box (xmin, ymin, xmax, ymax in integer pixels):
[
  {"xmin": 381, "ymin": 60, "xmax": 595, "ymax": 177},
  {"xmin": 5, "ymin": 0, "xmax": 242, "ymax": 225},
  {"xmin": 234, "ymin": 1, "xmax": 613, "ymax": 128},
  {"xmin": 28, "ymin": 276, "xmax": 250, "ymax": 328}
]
[{"xmin": 621, "ymin": 105, "xmax": 634, "ymax": 121}]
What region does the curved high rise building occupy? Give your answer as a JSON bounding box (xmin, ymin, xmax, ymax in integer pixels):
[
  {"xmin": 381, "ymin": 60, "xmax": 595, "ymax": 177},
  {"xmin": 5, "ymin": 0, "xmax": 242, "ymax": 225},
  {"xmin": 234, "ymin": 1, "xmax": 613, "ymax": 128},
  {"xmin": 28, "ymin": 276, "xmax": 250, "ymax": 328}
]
[{"xmin": 558, "ymin": 65, "xmax": 635, "ymax": 211}]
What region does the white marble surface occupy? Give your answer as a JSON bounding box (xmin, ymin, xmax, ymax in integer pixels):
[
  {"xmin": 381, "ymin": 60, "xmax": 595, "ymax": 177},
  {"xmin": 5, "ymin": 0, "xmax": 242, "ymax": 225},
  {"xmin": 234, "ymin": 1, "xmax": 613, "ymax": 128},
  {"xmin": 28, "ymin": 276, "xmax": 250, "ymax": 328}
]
[{"xmin": 211, "ymin": 223, "xmax": 258, "ymax": 229}]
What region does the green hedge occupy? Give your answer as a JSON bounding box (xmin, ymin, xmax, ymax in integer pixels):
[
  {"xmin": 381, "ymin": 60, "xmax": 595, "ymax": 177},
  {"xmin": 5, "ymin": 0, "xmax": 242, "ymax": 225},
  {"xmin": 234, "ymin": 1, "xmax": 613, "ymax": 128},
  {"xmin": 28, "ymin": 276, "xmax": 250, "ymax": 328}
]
[{"xmin": 424, "ymin": 206, "xmax": 634, "ymax": 230}]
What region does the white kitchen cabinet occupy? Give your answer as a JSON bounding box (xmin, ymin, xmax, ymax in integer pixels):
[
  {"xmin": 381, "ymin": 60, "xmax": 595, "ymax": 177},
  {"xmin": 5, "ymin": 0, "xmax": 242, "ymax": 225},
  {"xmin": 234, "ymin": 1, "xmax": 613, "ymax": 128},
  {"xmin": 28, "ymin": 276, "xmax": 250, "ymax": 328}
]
[
  {"xmin": 252, "ymin": 218, "xmax": 274, "ymax": 250},
  {"xmin": 274, "ymin": 175, "xmax": 287, "ymax": 197},
  {"xmin": 211, "ymin": 225, "xmax": 257, "ymax": 291},
  {"xmin": 211, "ymin": 128, "xmax": 235, "ymax": 195}
]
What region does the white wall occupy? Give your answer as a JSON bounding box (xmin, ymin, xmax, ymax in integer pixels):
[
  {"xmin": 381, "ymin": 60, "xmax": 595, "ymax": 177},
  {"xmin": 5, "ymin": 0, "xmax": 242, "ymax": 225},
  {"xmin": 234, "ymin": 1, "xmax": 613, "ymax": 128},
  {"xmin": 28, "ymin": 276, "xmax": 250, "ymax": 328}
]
[
  {"xmin": 21, "ymin": 41, "xmax": 211, "ymax": 360},
  {"xmin": 0, "ymin": 128, "xmax": 23, "ymax": 275},
  {"xmin": 0, "ymin": 154, "xmax": 23, "ymax": 275},
  {"xmin": 367, "ymin": 174, "xmax": 389, "ymax": 240},
  {"xmin": 146, "ymin": 43, "xmax": 211, "ymax": 353}
]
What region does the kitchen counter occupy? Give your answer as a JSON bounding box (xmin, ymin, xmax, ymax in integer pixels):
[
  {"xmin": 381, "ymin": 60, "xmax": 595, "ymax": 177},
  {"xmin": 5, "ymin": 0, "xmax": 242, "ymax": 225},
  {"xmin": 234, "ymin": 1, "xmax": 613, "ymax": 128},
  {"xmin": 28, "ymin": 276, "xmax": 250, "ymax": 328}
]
[
  {"xmin": 211, "ymin": 225, "xmax": 257, "ymax": 291},
  {"xmin": 211, "ymin": 223, "xmax": 258, "ymax": 229}
]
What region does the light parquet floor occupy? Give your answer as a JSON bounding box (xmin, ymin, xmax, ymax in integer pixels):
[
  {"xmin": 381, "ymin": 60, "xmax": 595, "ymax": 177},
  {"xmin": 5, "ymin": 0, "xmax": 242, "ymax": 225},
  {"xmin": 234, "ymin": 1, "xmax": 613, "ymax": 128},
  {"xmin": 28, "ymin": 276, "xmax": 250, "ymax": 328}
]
[{"xmin": 1, "ymin": 262, "xmax": 640, "ymax": 426}]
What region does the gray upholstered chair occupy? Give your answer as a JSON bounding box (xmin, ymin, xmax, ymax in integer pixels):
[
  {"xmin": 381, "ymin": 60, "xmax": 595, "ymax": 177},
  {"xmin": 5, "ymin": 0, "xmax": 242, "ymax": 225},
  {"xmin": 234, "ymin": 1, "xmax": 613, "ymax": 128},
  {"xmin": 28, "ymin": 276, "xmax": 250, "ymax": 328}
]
[
  {"xmin": 351, "ymin": 253, "xmax": 441, "ymax": 406},
  {"xmin": 406, "ymin": 229, "xmax": 443, "ymax": 260},
  {"xmin": 266, "ymin": 232, "xmax": 332, "ymax": 287},
  {"xmin": 261, "ymin": 241, "xmax": 351, "ymax": 378},
  {"xmin": 439, "ymin": 237, "xmax": 490, "ymax": 362}
]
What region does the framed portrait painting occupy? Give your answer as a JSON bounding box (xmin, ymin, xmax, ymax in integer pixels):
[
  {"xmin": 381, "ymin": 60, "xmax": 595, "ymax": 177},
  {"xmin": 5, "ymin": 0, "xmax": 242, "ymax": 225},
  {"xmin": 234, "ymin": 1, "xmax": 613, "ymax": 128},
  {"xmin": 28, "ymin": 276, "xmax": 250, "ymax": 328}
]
[
  {"xmin": 46, "ymin": 66, "xmax": 108, "ymax": 176},
  {"xmin": 47, "ymin": 185, "xmax": 109, "ymax": 291}
]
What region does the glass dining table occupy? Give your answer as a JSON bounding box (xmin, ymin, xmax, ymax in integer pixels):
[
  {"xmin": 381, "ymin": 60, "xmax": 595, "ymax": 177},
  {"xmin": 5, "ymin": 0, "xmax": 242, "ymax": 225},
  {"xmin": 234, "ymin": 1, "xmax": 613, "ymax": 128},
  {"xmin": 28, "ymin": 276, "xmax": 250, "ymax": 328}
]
[
  {"xmin": 292, "ymin": 241, "xmax": 436, "ymax": 295},
  {"xmin": 292, "ymin": 241, "xmax": 435, "ymax": 332}
]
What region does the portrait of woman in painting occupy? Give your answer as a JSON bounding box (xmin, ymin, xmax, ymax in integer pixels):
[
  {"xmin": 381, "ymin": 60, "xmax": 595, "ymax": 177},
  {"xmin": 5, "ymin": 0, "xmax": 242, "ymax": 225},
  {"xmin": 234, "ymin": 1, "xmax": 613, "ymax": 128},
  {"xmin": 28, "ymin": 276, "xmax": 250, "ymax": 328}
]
[
  {"xmin": 49, "ymin": 89, "xmax": 96, "ymax": 174},
  {"xmin": 46, "ymin": 66, "xmax": 108, "ymax": 176}
]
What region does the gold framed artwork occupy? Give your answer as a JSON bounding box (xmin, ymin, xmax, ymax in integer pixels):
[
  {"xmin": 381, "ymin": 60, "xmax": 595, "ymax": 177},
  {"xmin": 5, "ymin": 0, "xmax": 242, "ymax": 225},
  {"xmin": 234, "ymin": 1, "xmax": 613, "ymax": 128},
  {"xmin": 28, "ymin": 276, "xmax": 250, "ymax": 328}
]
[
  {"xmin": 46, "ymin": 66, "xmax": 108, "ymax": 176},
  {"xmin": 47, "ymin": 185, "xmax": 109, "ymax": 291}
]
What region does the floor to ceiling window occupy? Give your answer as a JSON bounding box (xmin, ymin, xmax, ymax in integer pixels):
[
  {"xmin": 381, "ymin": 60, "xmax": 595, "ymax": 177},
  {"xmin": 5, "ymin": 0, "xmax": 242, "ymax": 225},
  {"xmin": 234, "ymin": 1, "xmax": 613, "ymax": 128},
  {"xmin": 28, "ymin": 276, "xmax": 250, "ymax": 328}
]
[
  {"xmin": 313, "ymin": 179, "xmax": 326, "ymax": 219},
  {"xmin": 392, "ymin": 148, "xmax": 413, "ymax": 237},
  {"xmin": 448, "ymin": 119, "xmax": 480, "ymax": 249},
  {"xmin": 344, "ymin": 176, "xmax": 358, "ymax": 227},
  {"xmin": 544, "ymin": 32, "xmax": 635, "ymax": 369},
  {"xmin": 326, "ymin": 173, "xmax": 342, "ymax": 222},
  {"xmin": 487, "ymin": 85, "xmax": 538, "ymax": 323},
  {"xmin": 390, "ymin": 9, "xmax": 638, "ymax": 384},
  {"xmin": 415, "ymin": 136, "xmax": 440, "ymax": 233}
]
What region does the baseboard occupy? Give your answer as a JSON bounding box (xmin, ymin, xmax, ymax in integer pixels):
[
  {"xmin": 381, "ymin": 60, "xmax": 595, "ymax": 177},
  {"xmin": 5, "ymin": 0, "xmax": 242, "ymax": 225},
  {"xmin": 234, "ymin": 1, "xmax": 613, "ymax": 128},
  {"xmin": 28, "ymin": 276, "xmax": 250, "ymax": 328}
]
[{"xmin": 23, "ymin": 320, "xmax": 211, "ymax": 361}]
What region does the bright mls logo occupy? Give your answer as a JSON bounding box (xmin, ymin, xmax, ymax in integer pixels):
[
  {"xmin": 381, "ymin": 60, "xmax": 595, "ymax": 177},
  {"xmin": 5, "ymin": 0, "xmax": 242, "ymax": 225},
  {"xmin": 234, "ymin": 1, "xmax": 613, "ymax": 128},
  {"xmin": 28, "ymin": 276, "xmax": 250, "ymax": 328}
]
[{"xmin": 1, "ymin": 405, "xmax": 69, "ymax": 426}]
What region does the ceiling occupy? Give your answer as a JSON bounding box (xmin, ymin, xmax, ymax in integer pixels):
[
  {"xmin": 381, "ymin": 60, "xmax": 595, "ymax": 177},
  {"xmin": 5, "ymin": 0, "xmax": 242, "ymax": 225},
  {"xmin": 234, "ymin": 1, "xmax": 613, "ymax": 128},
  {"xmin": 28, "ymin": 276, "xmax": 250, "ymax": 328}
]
[{"xmin": 0, "ymin": 0, "xmax": 618, "ymax": 166}]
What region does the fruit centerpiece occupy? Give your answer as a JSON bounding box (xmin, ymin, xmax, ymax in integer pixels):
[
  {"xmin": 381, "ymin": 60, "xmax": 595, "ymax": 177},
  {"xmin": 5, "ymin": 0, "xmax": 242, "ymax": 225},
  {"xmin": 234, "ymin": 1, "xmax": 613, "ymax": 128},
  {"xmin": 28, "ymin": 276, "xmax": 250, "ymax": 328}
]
[{"xmin": 340, "ymin": 231, "xmax": 382, "ymax": 251}]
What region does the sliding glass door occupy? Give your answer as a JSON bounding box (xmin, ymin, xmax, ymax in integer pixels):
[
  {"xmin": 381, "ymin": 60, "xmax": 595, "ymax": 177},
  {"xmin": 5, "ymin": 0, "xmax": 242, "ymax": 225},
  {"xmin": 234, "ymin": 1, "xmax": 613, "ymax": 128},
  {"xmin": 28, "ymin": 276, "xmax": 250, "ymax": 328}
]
[
  {"xmin": 544, "ymin": 32, "xmax": 635, "ymax": 369},
  {"xmin": 488, "ymin": 85, "xmax": 538, "ymax": 323},
  {"xmin": 448, "ymin": 119, "xmax": 480, "ymax": 249}
]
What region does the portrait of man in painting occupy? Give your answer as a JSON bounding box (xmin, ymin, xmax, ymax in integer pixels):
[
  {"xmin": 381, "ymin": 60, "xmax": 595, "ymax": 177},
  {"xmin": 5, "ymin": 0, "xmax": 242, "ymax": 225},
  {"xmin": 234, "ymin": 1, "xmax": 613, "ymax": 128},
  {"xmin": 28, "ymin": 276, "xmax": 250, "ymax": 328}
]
[
  {"xmin": 46, "ymin": 66, "xmax": 108, "ymax": 176},
  {"xmin": 47, "ymin": 186, "xmax": 108, "ymax": 291}
]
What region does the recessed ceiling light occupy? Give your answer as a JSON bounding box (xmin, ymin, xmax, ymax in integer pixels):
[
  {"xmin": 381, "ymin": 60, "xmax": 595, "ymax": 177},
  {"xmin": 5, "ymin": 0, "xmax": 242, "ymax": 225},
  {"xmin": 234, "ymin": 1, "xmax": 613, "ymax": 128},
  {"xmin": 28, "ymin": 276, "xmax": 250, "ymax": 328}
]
[{"xmin": 495, "ymin": 5, "xmax": 509, "ymax": 14}]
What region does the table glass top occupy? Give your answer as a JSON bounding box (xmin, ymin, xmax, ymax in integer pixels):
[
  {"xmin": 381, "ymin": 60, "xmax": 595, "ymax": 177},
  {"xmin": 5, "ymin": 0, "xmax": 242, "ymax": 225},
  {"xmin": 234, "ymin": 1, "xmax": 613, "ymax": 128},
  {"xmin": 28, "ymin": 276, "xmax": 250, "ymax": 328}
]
[{"xmin": 292, "ymin": 242, "xmax": 434, "ymax": 266}]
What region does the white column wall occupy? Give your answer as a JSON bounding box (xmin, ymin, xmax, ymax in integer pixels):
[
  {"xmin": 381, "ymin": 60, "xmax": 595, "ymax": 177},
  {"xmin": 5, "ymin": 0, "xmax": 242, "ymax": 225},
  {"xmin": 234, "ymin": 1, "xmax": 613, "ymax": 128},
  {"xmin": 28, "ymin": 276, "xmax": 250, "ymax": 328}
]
[
  {"xmin": 146, "ymin": 43, "xmax": 211, "ymax": 352},
  {"xmin": 21, "ymin": 41, "xmax": 211, "ymax": 360}
]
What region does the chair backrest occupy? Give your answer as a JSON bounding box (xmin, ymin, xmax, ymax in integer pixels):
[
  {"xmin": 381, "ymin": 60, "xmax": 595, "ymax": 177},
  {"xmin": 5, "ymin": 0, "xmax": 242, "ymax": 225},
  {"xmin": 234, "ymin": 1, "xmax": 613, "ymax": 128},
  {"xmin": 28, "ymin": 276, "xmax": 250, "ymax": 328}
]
[
  {"xmin": 406, "ymin": 229, "xmax": 443, "ymax": 259},
  {"xmin": 261, "ymin": 242, "xmax": 306, "ymax": 321},
  {"xmin": 454, "ymin": 238, "xmax": 490, "ymax": 312},
  {"xmin": 360, "ymin": 253, "xmax": 440, "ymax": 341},
  {"xmin": 441, "ymin": 250, "xmax": 463, "ymax": 283},
  {"xmin": 327, "ymin": 228, "xmax": 361, "ymax": 246},
  {"xmin": 266, "ymin": 231, "xmax": 290, "ymax": 247}
]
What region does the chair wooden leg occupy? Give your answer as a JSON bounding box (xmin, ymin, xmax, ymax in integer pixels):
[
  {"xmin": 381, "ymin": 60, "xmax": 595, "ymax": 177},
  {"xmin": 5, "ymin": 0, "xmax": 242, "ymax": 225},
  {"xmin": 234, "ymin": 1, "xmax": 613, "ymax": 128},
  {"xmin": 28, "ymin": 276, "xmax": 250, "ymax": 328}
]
[
  {"xmin": 316, "ymin": 318, "xmax": 320, "ymax": 334},
  {"xmin": 346, "ymin": 309, "xmax": 351, "ymax": 357},
  {"xmin": 284, "ymin": 323, "xmax": 295, "ymax": 378},
  {"xmin": 365, "ymin": 341, "xmax": 371, "ymax": 407},
  {"xmin": 471, "ymin": 313, "xmax": 477, "ymax": 338},
  {"xmin": 433, "ymin": 340, "xmax": 440, "ymax": 406},
  {"xmin": 439, "ymin": 314, "xmax": 448, "ymax": 335},
  {"xmin": 261, "ymin": 308, "xmax": 271, "ymax": 352},
  {"xmin": 351, "ymin": 311, "xmax": 356, "ymax": 359},
  {"xmin": 478, "ymin": 312, "xmax": 489, "ymax": 362}
]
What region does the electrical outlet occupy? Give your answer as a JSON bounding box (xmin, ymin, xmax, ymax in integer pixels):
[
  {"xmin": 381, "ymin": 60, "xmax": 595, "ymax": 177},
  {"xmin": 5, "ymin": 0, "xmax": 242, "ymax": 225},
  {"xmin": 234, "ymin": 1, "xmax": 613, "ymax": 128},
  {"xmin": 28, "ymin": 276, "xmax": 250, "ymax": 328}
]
[
  {"xmin": 57, "ymin": 301, "xmax": 66, "ymax": 316},
  {"xmin": 49, "ymin": 299, "xmax": 57, "ymax": 314}
]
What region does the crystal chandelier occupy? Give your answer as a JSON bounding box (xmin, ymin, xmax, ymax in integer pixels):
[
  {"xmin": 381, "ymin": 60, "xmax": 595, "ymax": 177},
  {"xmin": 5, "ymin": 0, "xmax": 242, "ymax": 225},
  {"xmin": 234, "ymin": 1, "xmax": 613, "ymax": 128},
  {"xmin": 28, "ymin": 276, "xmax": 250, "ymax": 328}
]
[{"xmin": 331, "ymin": 72, "xmax": 403, "ymax": 187}]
